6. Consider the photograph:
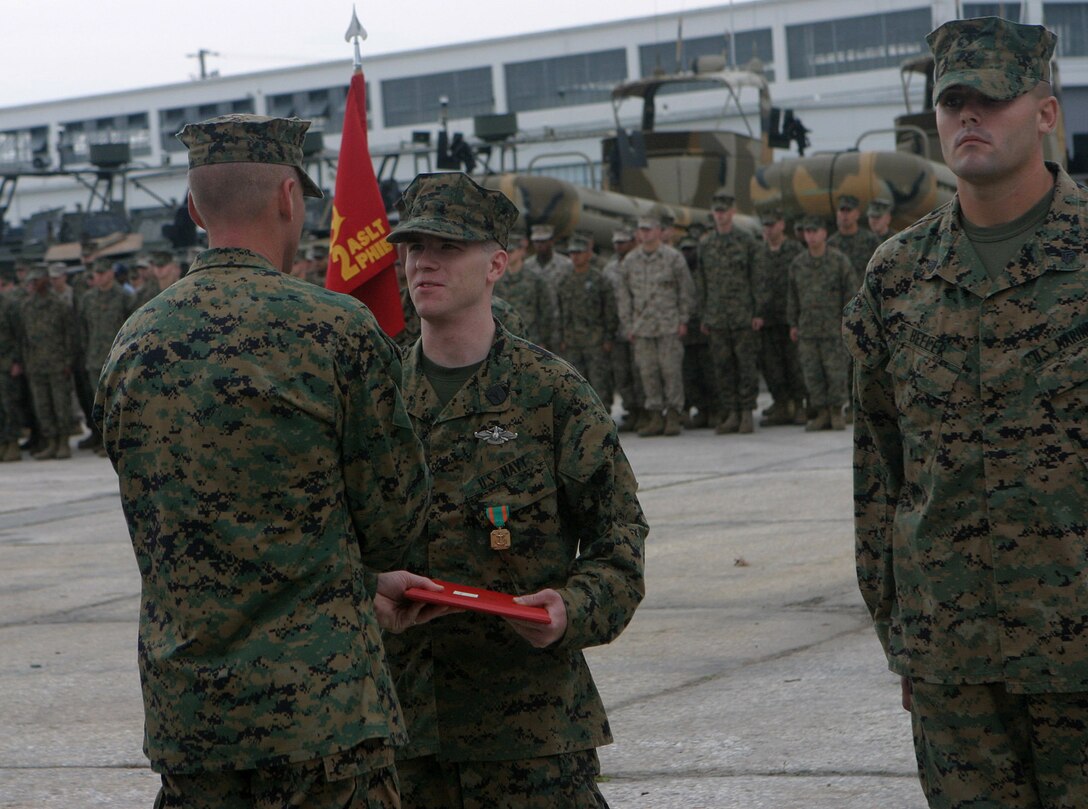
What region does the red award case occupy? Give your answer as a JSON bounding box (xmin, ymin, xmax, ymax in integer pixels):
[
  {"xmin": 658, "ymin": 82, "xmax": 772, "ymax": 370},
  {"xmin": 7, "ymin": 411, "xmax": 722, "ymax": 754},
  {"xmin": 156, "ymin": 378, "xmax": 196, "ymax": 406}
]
[{"xmin": 404, "ymin": 580, "xmax": 551, "ymax": 624}]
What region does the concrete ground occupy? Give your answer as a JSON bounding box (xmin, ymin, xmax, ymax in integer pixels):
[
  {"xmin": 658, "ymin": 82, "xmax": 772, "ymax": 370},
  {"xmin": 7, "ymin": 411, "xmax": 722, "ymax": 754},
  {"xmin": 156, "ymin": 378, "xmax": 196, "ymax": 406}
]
[{"xmin": 0, "ymin": 403, "xmax": 926, "ymax": 808}]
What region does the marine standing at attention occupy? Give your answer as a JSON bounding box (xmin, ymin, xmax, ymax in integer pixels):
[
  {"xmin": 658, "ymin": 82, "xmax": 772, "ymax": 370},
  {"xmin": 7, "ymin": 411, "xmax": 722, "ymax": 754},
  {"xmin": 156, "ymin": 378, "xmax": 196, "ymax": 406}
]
[
  {"xmin": 843, "ymin": 17, "xmax": 1088, "ymax": 807},
  {"xmin": 94, "ymin": 114, "xmax": 437, "ymax": 809},
  {"xmin": 615, "ymin": 214, "xmax": 695, "ymax": 437},
  {"xmin": 382, "ymin": 171, "xmax": 647, "ymax": 809},
  {"xmin": 753, "ymin": 205, "xmax": 806, "ymax": 427},
  {"xmin": 696, "ymin": 189, "xmax": 761, "ymax": 435},
  {"xmin": 17, "ymin": 265, "xmax": 75, "ymax": 460},
  {"xmin": 788, "ymin": 215, "xmax": 852, "ymax": 432}
]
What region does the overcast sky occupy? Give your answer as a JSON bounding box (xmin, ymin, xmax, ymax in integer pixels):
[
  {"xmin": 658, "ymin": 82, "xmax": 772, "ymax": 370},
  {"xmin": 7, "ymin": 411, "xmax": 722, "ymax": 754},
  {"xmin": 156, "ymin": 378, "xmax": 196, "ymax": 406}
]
[{"xmin": 2, "ymin": 0, "xmax": 740, "ymax": 108}]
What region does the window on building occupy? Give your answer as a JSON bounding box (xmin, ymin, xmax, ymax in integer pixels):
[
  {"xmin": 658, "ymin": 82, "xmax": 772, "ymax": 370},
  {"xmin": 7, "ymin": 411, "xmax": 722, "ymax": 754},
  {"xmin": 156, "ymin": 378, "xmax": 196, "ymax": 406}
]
[
  {"xmin": 267, "ymin": 85, "xmax": 352, "ymax": 133},
  {"xmin": 787, "ymin": 8, "xmax": 931, "ymax": 80},
  {"xmin": 159, "ymin": 98, "xmax": 256, "ymax": 152},
  {"xmin": 1045, "ymin": 3, "xmax": 1088, "ymax": 56},
  {"xmin": 381, "ymin": 67, "xmax": 493, "ymax": 128},
  {"xmin": 639, "ymin": 28, "xmax": 775, "ymax": 82},
  {"xmin": 505, "ymin": 50, "xmax": 627, "ymax": 113},
  {"xmin": 964, "ymin": 3, "xmax": 1022, "ymax": 21},
  {"xmin": 0, "ymin": 126, "xmax": 49, "ymax": 170}
]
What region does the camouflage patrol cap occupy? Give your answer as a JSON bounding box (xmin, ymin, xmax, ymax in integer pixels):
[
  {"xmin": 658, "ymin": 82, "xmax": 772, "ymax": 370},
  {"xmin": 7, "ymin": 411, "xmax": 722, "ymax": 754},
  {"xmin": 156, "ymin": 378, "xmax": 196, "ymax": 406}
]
[
  {"xmin": 529, "ymin": 224, "xmax": 555, "ymax": 241},
  {"xmin": 26, "ymin": 264, "xmax": 47, "ymax": 281},
  {"xmin": 566, "ymin": 235, "xmax": 591, "ymax": 252},
  {"xmin": 149, "ymin": 250, "xmax": 174, "ymax": 266},
  {"xmin": 91, "ymin": 258, "xmax": 114, "ymax": 274},
  {"xmin": 176, "ymin": 114, "xmax": 323, "ymax": 199},
  {"xmin": 927, "ymin": 17, "xmax": 1056, "ymax": 102},
  {"xmin": 759, "ymin": 206, "xmax": 784, "ymax": 225},
  {"xmin": 867, "ymin": 197, "xmax": 893, "ymax": 216},
  {"xmin": 648, "ymin": 204, "xmax": 674, "ymax": 227},
  {"xmin": 711, "ymin": 189, "xmax": 735, "ymax": 210},
  {"xmin": 837, "ymin": 194, "xmax": 860, "ymax": 211},
  {"xmin": 387, "ymin": 172, "xmax": 518, "ymax": 245},
  {"xmin": 48, "ymin": 262, "xmax": 69, "ymax": 279},
  {"xmin": 801, "ymin": 214, "xmax": 827, "ymax": 230},
  {"xmin": 637, "ymin": 214, "xmax": 662, "ymax": 229},
  {"xmin": 612, "ymin": 226, "xmax": 634, "ymax": 242}
]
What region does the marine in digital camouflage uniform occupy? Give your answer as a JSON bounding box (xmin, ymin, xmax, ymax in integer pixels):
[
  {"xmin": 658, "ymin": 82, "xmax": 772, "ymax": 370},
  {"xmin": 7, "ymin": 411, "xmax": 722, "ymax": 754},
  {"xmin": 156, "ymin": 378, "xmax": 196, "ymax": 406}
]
[
  {"xmin": 17, "ymin": 266, "xmax": 75, "ymax": 460},
  {"xmin": 384, "ymin": 171, "xmax": 646, "ymax": 809},
  {"xmin": 0, "ymin": 268, "xmax": 23, "ymax": 461},
  {"xmin": 614, "ymin": 215, "xmax": 695, "ymax": 436},
  {"xmin": 554, "ymin": 234, "xmax": 616, "ymax": 405},
  {"xmin": 6, "ymin": 264, "xmax": 38, "ymax": 453},
  {"xmin": 130, "ymin": 256, "xmax": 162, "ymax": 309},
  {"xmin": 601, "ymin": 228, "xmax": 643, "ymax": 431},
  {"xmin": 828, "ymin": 194, "xmax": 881, "ymax": 292},
  {"xmin": 842, "ymin": 18, "xmax": 1088, "ymax": 808},
  {"xmin": 678, "ymin": 236, "xmax": 716, "ymax": 428},
  {"xmin": 787, "ymin": 216, "xmax": 851, "ymax": 431},
  {"xmin": 93, "ymin": 113, "xmax": 433, "ymax": 809},
  {"xmin": 696, "ymin": 190, "xmax": 761, "ymax": 434},
  {"xmin": 829, "ymin": 194, "xmax": 880, "ymax": 423},
  {"xmin": 522, "ymin": 224, "xmax": 568, "ymax": 349},
  {"xmin": 493, "ymin": 234, "xmax": 554, "ymax": 347},
  {"xmin": 866, "ymin": 197, "xmax": 896, "ymax": 240},
  {"xmin": 80, "ymin": 259, "xmax": 134, "ymax": 455},
  {"xmin": 753, "ymin": 206, "xmax": 806, "ymax": 426}
]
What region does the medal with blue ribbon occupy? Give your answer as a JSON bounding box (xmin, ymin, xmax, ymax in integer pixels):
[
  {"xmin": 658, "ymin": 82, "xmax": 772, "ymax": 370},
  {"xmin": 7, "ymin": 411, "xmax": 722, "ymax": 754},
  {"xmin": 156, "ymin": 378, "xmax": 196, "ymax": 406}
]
[{"xmin": 487, "ymin": 505, "xmax": 511, "ymax": 550}]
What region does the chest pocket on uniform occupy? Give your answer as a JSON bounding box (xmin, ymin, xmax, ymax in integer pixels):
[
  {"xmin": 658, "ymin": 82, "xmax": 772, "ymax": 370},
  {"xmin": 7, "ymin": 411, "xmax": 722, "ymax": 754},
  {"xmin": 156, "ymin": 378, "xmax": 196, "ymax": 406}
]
[
  {"xmin": 1034, "ymin": 339, "xmax": 1088, "ymax": 459},
  {"xmin": 887, "ymin": 339, "xmax": 964, "ymax": 470},
  {"xmin": 463, "ymin": 454, "xmax": 559, "ymax": 551},
  {"xmin": 888, "ymin": 342, "xmax": 962, "ymax": 407}
]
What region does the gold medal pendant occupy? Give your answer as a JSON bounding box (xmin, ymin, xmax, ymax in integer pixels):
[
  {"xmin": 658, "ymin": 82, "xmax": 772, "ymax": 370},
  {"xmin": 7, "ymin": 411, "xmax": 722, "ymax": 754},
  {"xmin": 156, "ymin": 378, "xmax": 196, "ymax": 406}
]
[{"xmin": 490, "ymin": 527, "xmax": 511, "ymax": 550}]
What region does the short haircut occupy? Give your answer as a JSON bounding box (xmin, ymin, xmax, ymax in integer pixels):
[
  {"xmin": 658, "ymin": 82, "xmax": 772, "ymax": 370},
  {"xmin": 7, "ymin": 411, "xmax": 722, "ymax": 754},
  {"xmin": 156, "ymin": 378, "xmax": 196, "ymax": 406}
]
[{"xmin": 188, "ymin": 162, "xmax": 296, "ymax": 226}]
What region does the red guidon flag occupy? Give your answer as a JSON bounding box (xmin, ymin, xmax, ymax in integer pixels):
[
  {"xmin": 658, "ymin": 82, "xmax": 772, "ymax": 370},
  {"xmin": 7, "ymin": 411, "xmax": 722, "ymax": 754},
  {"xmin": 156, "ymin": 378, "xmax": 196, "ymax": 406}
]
[{"xmin": 326, "ymin": 70, "xmax": 404, "ymax": 336}]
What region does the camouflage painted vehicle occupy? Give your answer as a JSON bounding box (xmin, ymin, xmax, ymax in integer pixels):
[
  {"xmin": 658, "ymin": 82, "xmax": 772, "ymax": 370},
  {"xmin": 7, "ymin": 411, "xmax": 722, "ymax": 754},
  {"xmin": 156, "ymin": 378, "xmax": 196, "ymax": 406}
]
[
  {"xmin": 481, "ymin": 52, "xmax": 1066, "ymax": 238},
  {"xmin": 477, "ymin": 172, "xmax": 751, "ymax": 247},
  {"xmin": 752, "ymin": 55, "xmax": 1066, "ymax": 230},
  {"xmin": 470, "ymin": 62, "xmax": 776, "ymax": 244},
  {"xmin": 469, "ymin": 56, "xmax": 944, "ymax": 241}
]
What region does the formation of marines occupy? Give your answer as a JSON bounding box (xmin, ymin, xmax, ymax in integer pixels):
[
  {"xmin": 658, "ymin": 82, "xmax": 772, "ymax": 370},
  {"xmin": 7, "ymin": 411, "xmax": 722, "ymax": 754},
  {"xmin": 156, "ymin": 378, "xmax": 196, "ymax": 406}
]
[
  {"xmin": 464, "ymin": 191, "xmax": 895, "ymax": 438},
  {"xmin": 0, "ymin": 253, "xmax": 163, "ymax": 461},
  {"xmin": 0, "ymin": 186, "xmax": 893, "ymax": 460},
  {"xmin": 0, "ymin": 223, "xmax": 350, "ymax": 463}
]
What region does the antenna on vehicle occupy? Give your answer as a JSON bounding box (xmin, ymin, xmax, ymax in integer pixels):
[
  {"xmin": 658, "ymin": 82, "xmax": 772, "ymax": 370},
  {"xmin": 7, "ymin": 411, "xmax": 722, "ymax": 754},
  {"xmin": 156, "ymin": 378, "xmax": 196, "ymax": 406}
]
[
  {"xmin": 729, "ymin": 0, "xmax": 736, "ymax": 68},
  {"xmin": 675, "ymin": 19, "xmax": 684, "ymax": 72}
]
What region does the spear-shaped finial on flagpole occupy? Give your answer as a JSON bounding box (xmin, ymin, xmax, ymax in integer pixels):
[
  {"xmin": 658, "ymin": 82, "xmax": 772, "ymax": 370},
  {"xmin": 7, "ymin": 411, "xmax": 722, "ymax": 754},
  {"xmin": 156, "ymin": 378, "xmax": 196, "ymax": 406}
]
[{"xmin": 345, "ymin": 5, "xmax": 368, "ymax": 72}]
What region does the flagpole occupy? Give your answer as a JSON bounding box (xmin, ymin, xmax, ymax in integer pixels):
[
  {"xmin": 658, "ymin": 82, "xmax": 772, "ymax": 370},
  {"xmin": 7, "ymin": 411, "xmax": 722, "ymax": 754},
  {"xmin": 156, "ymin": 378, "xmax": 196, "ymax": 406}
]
[{"xmin": 327, "ymin": 5, "xmax": 405, "ymax": 337}]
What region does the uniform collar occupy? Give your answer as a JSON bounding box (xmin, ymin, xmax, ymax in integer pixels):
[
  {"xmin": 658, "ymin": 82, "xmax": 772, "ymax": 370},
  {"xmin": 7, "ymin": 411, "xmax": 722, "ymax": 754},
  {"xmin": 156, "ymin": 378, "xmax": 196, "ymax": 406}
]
[
  {"xmin": 187, "ymin": 247, "xmax": 278, "ymax": 275},
  {"xmin": 923, "ymin": 164, "xmax": 1085, "ymax": 294},
  {"xmin": 402, "ymin": 321, "xmax": 515, "ymax": 424}
]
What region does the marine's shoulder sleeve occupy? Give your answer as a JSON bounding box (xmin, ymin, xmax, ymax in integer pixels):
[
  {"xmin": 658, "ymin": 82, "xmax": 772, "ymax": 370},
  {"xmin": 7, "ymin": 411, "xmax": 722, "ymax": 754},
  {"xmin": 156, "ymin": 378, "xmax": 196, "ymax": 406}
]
[{"xmin": 514, "ymin": 344, "xmax": 647, "ymax": 651}]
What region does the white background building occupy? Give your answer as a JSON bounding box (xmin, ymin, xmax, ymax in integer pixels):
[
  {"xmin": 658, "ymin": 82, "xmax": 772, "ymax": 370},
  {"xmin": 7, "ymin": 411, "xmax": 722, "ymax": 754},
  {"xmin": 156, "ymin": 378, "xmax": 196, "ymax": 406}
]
[{"xmin": 0, "ymin": 0, "xmax": 1084, "ymax": 248}]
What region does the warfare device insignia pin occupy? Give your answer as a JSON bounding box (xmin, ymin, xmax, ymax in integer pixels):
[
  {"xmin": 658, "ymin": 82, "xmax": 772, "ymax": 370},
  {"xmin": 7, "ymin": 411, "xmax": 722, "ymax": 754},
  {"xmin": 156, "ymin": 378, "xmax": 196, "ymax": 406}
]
[{"xmin": 474, "ymin": 425, "xmax": 518, "ymax": 445}]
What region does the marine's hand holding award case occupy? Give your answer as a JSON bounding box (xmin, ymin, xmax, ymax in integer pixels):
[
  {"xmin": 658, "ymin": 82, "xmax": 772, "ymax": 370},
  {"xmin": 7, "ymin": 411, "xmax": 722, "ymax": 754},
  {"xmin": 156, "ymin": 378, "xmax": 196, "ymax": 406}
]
[{"xmin": 404, "ymin": 580, "xmax": 552, "ymax": 624}]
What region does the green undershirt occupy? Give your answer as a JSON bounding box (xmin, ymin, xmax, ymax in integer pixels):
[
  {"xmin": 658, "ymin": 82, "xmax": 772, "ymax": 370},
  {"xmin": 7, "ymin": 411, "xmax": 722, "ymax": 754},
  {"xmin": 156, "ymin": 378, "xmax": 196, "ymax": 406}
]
[
  {"xmin": 960, "ymin": 187, "xmax": 1054, "ymax": 282},
  {"xmin": 422, "ymin": 353, "xmax": 484, "ymax": 407}
]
